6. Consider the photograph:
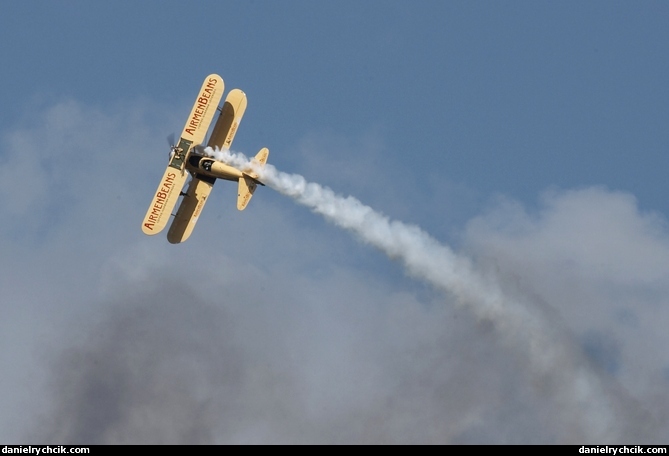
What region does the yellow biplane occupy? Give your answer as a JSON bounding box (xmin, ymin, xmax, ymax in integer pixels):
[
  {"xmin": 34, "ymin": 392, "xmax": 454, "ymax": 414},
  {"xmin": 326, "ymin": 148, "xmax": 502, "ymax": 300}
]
[{"xmin": 141, "ymin": 74, "xmax": 269, "ymax": 243}]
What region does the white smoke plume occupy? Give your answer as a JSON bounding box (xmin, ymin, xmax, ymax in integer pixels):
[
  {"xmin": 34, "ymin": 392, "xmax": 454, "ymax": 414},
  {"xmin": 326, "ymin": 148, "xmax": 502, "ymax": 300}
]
[{"xmin": 203, "ymin": 147, "xmax": 651, "ymax": 442}]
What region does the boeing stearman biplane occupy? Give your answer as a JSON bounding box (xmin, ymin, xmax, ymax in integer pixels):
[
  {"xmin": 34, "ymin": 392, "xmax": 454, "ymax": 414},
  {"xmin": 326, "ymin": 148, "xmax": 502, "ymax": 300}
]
[{"xmin": 141, "ymin": 74, "xmax": 269, "ymax": 244}]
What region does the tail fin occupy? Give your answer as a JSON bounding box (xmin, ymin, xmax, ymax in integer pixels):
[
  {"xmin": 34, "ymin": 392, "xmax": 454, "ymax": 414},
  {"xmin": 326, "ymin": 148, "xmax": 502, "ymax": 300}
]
[
  {"xmin": 237, "ymin": 148, "xmax": 269, "ymax": 210},
  {"xmin": 253, "ymin": 147, "xmax": 269, "ymax": 166}
]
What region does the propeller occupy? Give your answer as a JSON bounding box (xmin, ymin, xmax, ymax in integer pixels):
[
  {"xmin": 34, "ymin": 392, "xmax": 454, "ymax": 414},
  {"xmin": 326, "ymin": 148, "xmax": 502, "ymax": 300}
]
[
  {"xmin": 166, "ymin": 133, "xmax": 176, "ymax": 149},
  {"xmin": 167, "ymin": 133, "xmax": 178, "ymax": 161}
]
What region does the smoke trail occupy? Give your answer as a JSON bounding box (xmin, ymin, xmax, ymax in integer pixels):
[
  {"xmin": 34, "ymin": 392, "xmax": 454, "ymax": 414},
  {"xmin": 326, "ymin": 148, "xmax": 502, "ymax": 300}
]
[{"xmin": 204, "ymin": 147, "xmax": 626, "ymax": 441}]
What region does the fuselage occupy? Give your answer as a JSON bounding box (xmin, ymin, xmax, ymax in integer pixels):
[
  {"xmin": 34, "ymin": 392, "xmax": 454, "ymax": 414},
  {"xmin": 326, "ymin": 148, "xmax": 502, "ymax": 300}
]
[{"xmin": 186, "ymin": 153, "xmax": 243, "ymax": 182}]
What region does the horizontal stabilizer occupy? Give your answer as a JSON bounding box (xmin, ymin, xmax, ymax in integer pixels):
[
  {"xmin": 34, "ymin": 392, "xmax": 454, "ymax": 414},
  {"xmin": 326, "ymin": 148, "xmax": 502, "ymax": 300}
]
[
  {"xmin": 237, "ymin": 148, "xmax": 269, "ymax": 210},
  {"xmin": 237, "ymin": 175, "xmax": 257, "ymax": 211}
]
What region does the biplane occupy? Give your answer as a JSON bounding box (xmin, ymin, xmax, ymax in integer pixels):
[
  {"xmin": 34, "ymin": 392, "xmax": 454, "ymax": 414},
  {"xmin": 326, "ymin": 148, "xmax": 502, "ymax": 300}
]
[{"xmin": 141, "ymin": 74, "xmax": 269, "ymax": 243}]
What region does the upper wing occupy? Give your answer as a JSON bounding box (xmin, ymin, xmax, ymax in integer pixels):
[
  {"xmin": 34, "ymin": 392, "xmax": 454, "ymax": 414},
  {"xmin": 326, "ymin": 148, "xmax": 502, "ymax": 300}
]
[
  {"xmin": 141, "ymin": 164, "xmax": 190, "ymax": 235},
  {"xmin": 141, "ymin": 74, "xmax": 225, "ymax": 235},
  {"xmin": 181, "ymin": 74, "xmax": 226, "ymax": 146},
  {"xmin": 165, "ymin": 89, "xmax": 248, "ymax": 243}
]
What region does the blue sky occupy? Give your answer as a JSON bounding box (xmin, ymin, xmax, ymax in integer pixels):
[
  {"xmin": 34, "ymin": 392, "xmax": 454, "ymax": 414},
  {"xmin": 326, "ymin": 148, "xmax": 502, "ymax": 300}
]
[
  {"xmin": 1, "ymin": 1, "xmax": 668, "ymax": 443},
  {"xmin": 4, "ymin": 1, "xmax": 667, "ymax": 218}
]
